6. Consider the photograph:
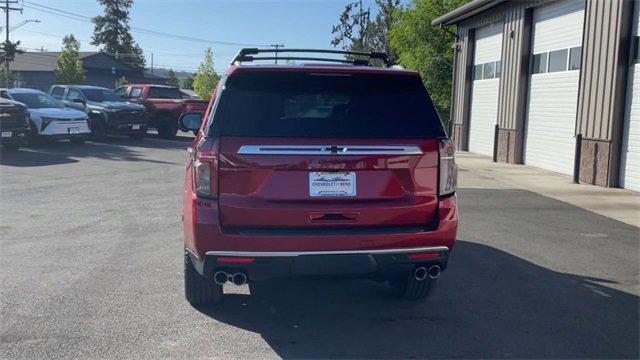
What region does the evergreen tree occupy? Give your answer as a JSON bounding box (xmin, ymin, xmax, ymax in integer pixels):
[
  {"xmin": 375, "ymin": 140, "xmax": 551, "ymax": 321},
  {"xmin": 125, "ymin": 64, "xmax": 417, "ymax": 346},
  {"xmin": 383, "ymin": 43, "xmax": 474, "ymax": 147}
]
[
  {"xmin": 54, "ymin": 34, "xmax": 86, "ymax": 84},
  {"xmin": 192, "ymin": 48, "xmax": 219, "ymax": 100},
  {"xmin": 91, "ymin": 0, "xmax": 146, "ymax": 70}
]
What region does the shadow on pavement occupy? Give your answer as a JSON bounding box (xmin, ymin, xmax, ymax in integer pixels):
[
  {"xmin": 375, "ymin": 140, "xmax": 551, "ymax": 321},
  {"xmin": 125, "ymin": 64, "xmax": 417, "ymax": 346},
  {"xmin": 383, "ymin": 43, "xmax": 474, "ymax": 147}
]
[
  {"xmin": 196, "ymin": 240, "xmax": 639, "ymax": 359},
  {"xmin": 0, "ymin": 136, "xmax": 189, "ymax": 167}
]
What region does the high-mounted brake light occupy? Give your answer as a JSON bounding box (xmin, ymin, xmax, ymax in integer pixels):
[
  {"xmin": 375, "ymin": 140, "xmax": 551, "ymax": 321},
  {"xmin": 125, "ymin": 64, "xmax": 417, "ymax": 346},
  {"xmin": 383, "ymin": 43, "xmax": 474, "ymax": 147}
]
[
  {"xmin": 438, "ymin": 139, "xmax": 457, "ymax": 197},
  {"xmin": 192, "ymin": 137, "xmax": 218, "ymax": 198}
]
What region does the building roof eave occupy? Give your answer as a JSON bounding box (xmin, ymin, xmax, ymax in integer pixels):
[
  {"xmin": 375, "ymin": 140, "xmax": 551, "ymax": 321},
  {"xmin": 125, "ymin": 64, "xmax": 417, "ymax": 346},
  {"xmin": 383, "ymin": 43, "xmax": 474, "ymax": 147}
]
[{"xmin": 431, "ymin": 0, "xmax": 506, "ymax": 27}]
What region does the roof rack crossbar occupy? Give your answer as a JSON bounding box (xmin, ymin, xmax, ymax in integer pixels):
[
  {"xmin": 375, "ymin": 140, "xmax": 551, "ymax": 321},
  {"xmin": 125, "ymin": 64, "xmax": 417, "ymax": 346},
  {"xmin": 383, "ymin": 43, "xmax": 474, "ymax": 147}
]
[{"xmin": 231, "ymin": 48, "xmax": 391, "ymax": 67}]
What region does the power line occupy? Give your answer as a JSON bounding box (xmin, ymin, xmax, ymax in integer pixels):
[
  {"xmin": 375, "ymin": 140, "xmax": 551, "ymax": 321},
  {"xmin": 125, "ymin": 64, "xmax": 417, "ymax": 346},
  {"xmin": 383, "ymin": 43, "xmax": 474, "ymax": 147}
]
[{"xmin": 22, "ymin": 0, "xmax": 269, "ymax": 47}]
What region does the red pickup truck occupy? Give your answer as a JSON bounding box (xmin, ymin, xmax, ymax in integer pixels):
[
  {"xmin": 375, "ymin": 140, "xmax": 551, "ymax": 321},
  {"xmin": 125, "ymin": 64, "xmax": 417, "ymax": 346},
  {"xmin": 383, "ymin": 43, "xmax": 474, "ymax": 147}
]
[{"xmin": 115, "ymin": 84, "xmax": 208, "ymax": 139}]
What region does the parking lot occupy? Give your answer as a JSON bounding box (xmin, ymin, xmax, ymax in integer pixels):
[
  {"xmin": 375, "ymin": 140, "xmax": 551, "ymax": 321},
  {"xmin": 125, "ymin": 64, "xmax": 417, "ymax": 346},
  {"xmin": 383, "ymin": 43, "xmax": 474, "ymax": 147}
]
[{"xmin": 1, "ymin": 136, "xmax": 639, "ymax": 359}]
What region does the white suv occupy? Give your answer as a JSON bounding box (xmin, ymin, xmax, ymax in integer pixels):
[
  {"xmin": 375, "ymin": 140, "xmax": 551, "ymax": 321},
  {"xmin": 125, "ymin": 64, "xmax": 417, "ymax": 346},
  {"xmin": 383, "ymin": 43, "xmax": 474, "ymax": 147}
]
[{"xmin": 0, "ymin": 88, "xmax": 90, "ymax": 143}]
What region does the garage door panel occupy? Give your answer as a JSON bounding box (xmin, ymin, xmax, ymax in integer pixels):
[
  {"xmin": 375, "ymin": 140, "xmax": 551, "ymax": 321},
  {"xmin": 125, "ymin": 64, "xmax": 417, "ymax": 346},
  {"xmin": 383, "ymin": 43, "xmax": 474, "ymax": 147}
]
[
  {"xmin": 620, "ymin": 2, "xmax": 640, "ymax": 191},
  {"xmin": 469, "ymin": 22, "xmax": 502, "ymax": 157},
  {"xmin": 525, "ymin": 0, "xmax": 584, "ymax": 176}
]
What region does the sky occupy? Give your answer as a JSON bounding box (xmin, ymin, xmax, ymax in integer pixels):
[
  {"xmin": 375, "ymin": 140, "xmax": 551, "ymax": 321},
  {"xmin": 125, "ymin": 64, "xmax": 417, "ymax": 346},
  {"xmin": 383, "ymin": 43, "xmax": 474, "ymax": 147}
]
[{"xmin": 9, "ymin": 0, "xmax": 387, "ymax": 74}]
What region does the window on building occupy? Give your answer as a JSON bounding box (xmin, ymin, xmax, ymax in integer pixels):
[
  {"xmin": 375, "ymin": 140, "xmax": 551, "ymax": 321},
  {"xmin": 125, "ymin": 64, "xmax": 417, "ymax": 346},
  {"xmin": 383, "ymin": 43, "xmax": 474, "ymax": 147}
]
[
  {"xmin": 495, "ymin": 60, "xmax": 502, "ymax": 78},
  {"xmin": 474, "ymin": 64, "xmax": 483, "ymax": 80},
  {"xmin": 548, "ymin": 49, "xmax": 568, "ymax": 72},
  {"xmin": 532, "ymin": 53, "xmax": 547, "ymax": 74},
  {"xmin": 568, "ymin": 46, "xmax": 582, "ymax": 70},
  {"xmin": 483, "ymin": 61, "xmax": 495, "ymax": 79}
]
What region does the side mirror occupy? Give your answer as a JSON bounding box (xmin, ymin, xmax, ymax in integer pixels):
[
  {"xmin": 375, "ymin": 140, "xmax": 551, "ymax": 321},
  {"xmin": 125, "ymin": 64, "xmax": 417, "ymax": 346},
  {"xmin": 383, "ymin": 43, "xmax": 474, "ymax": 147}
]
[
  {"xmin": 71, "ymin": 98, "xmax": 85, "ymax": 104},
  {"xmin": 179, "ymin": 112, "xmax": 202, "ymax": 131}
]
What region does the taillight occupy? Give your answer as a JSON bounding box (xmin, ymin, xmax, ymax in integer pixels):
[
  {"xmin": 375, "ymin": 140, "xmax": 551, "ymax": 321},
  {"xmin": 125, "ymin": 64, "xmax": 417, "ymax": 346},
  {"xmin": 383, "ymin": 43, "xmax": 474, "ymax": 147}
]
[
  {"xmin": 438, "ymin": 139, "xmax": 457, "ymax": 197},
  {"xmin": 192, "ymin": 137, "xmax": 218, "ymax": 198}
]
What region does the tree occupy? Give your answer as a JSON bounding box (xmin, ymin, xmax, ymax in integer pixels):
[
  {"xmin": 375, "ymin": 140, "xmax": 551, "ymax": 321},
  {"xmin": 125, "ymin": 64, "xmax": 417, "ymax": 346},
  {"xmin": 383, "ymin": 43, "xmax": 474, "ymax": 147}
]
[
  {"xmin": 331, "ymin": 0, "xmax": 400, "ymax": 63},
  {"xmin": 91, "ymin": 0, "xmax": 146, "ymax": 70},
  {"xmin": 54, "ymin": 34, "xmax": 86, "ymax": 84},
  {"xmin": 192, "ymin": 48, "xmax": 219, "ymax": 100},
  {"xmin": 166, "ymin": 69, "xmax": 180, "ymax": 87},
  {"xmin": 115, "ymin": 76, "xmax": 129, "ymax": 88},
  {"xmin": 389, "ymin": 0, "xmax": 466, "ymax": 128},
  {"xmin": 181, "ymin": 75, "xmax": 194, "ymax": 90},
  {"xmin": 0, "ymin": 40, "xmax": 24, "ymax": 87}
]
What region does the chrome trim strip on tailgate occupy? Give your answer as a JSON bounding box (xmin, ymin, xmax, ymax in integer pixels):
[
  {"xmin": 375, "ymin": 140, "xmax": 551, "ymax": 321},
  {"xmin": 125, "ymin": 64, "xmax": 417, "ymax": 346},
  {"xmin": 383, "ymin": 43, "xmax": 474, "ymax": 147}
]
[
  {"xmin": 206, "ymin": 246, "xmax": 449, "ymax": 258},
  {"xmin": 237, "ymin": 145, "xmax": 423, "ymax": 155}
]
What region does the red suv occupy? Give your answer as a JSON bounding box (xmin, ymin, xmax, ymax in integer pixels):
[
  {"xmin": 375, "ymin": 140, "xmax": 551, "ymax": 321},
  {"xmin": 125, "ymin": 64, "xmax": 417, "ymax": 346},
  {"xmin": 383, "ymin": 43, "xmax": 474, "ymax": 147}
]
[{"xmin": 180, "ymin": 49, "xmax": 458, "ymax": 304}]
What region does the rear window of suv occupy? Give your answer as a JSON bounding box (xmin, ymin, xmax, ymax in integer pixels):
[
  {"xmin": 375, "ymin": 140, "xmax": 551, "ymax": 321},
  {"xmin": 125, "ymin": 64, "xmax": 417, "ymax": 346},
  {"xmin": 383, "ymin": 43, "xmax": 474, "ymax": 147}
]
[
  {"xmin": 210, "ymin": 71, "xmax": 445, "ymax": 138},
  {"xmin": 147, "ymin": 87, "xmax": 183, "ymax": 99}
]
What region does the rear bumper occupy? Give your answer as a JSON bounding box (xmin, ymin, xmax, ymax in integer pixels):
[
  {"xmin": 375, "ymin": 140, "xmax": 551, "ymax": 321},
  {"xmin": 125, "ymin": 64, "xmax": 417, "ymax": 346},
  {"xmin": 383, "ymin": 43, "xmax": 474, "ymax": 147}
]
[
  {"xmin": 110, "ymin": 122, "xmax": 148, "ymax": 134},
  {"xmin": 184, "ymin": 195, "xmax": 458, "ymax": 279},
  {"xmin": 188, "ymin": 246, "xmax": 449, "ymax": 281}
]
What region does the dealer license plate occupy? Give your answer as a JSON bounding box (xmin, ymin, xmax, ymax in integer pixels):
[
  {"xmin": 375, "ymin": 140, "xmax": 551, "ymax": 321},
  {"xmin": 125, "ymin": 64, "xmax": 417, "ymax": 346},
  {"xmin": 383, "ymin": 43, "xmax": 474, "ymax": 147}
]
[
  {"xmin": 68, "ymin": 127, "xmax": 80, "ymax": 134},
  {"xmin": 309, "ymin": 172, "xmax": 356, "ymax": 197},
  {"xmin": 1, "ymin": 131, "xmax": 12, "ymax": 138},
  {"xmin": 132, "ymin": 124, "xmax": 140, "ymax": 130}
]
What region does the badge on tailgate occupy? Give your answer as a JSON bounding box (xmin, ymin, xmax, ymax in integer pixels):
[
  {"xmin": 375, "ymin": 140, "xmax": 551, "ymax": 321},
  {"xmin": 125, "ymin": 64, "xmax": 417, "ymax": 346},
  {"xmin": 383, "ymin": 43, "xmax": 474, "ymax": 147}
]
[{"xmin": 309, "ymin": 172, "xmax": 356, "ymax": 197}]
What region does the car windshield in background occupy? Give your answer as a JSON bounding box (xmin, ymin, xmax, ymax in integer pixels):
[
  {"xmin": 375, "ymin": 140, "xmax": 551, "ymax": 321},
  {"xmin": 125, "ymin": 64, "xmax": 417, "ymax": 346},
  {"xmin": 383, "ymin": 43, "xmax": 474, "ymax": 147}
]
[
  {"xmin": 148, "ymin": 87, "xmax": 183, "ymax": 99},
  {"xmin": 83, "ymin": 88, "xmax": 123, "ymax": 102},
  {"xmin": 10, "ymin": 92, "xmax": 63, "ymax": 109},
  {"xmin": 212, "ymin": 72, "xmax": 445, "ymax": 138}
]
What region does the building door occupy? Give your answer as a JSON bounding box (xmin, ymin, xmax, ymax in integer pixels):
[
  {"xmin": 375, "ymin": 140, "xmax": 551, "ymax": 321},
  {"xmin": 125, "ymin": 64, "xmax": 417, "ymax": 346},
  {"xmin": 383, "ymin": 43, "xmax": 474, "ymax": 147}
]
[
  {"xmin": 620, "ymin": 1, "xmax": 640, "ymax": 192},
  {"xmin": 524, "ymin": 0, "xmax": 585, "ymax": 175},
  {"xmin": 468, "ymin": 22, "xmax": 503, "ymax": 157}
]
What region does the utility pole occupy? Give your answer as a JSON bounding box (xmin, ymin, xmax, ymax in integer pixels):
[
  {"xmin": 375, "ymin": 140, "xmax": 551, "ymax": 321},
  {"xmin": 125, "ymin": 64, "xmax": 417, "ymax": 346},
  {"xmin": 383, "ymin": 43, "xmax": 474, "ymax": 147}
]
[
  {"xmin": 151, "ymin": 52, "xmax": 154, "ymax": 75},
  {"xmin": 270, "ymin": 44, "xmax": 284, "ymax": 64},
  {"xmin": 1, "ymin": 0, "xmax": 21, "ymax": 88}
]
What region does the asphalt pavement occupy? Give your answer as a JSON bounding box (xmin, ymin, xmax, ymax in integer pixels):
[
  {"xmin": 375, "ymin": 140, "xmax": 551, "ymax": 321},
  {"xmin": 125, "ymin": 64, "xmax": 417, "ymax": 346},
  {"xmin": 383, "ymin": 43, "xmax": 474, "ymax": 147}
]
[{"xmin": 1, "ymin": 136, "xmax": 638, "ymax": 359}]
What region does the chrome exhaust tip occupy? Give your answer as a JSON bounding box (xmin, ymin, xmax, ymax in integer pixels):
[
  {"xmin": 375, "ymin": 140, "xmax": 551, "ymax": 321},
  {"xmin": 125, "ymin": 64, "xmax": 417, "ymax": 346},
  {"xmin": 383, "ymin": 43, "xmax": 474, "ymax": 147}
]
[
  {"xmin": 213, "ymin": 271, "xmax": 228, "ymax": 285},
  {"xmin": 414, "ymin": 267, "xmax": 428, "ymax": 281},
  {"xmin": 428, "ymin": 265, "xmax": 441, "ymax": 279},
  {"xmin": 231, "ymin": 273, "xmax": 248, "ymax": 286}
]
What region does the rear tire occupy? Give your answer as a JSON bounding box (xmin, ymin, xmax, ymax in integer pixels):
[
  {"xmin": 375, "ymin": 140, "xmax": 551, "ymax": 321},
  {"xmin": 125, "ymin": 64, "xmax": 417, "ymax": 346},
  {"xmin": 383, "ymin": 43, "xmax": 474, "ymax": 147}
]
[
  {"xmin": 156, "ymin": 113, "xmax": 177, "ymax": 139},
  {"xmin": 184, "ymin": 249, "xmax": 223, "ymax": 305},
  {"xmin": 393, "ymin": 271, "xmax": 436, "ymax": 300}
]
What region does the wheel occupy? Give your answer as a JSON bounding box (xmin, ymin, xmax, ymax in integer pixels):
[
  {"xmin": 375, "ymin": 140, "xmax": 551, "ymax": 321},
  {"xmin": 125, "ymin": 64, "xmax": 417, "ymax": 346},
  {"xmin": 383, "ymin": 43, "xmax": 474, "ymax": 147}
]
[
  {"xmin": 156, "ymin": 113, "xmax": 177, "ymax": 139},
  {"xmin": 70, "ymin": 137, "xmax": 86, "ymax": 145},
  {"xmin": 392, "ymin": 270, "xmax": 437, "ymax": 300},
  {"xmin": 90, "ymin": 117, "xmax": 107, "ymax": 141},
  {"xmin": 28, "ymin": 122, "xmax": 42, "ymax": 145},
  {"xmin": 2, "ymin": 143, "xmax": 20, "ymax": 151},
  {"xmin": 129, "ymin": 131, "xmax": 145, "ymax": 140},
  {"xmin": 184, "ymin": 249, "xmax": 223, "ymax": 305}
]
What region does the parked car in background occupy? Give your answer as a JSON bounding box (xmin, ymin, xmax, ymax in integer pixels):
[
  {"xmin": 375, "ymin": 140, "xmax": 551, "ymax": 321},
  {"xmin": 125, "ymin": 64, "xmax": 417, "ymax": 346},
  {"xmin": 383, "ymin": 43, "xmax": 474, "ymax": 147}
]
[
  {"xmin": 50, "ymin": 85, "xmax": 148, "ymax": 140},
  {"xmin": 0, "ymin": 88, "xmax": 90, "ymax": 144},
  {"xmin": 0, "ymin": 98, "xmax": 30, "ymax": 151},
  {"xmin": 179, "ymin": 49, "xmax": 458, "ymax": 305},
  {"xmin": 115, "ymin": 84, "xmax": 208, "ymax": 139}
]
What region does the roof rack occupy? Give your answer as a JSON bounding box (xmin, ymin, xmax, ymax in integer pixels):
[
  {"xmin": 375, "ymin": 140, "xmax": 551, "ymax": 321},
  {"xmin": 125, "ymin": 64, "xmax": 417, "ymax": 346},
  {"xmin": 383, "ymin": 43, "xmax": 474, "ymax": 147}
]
[{"xmin": 231, "ymin": 48, "xmax": 392, "ymax": 67}]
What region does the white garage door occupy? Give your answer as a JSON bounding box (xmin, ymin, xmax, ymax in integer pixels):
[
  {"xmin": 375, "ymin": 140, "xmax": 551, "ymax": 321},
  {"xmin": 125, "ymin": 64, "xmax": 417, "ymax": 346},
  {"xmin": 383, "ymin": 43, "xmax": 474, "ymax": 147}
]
[
  {"xmin": 524, "ymin": 0, "xmax": 585, "ymax": 175},
  {"xmin": 468, "ymin": 22, "xmax": 503, "ymax": 157},
  {"xmin": 620, "ymin": 1, "xmax": 640, "ymax": 192}
]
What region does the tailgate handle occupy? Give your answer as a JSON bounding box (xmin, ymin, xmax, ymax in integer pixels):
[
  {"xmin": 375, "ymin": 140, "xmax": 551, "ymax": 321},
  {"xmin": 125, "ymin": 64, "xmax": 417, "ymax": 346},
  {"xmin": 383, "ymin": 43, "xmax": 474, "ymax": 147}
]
[{"xmin": 309, "ymin": 212, "xmax": 358, "ymax": 222}]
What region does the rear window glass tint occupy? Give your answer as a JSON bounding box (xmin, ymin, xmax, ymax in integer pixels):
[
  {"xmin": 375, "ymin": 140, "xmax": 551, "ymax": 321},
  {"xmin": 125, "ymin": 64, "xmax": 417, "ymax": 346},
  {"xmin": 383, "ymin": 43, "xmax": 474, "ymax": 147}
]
[
  {"xmin": 211, "ymin": 71, "xmax": 444, "ymax": 138},
  {"xmin": 147, "ymin": 87, "xmax": 182, "ymax": 99}
]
